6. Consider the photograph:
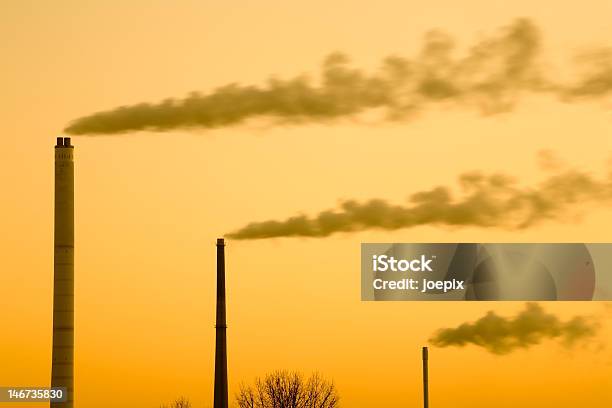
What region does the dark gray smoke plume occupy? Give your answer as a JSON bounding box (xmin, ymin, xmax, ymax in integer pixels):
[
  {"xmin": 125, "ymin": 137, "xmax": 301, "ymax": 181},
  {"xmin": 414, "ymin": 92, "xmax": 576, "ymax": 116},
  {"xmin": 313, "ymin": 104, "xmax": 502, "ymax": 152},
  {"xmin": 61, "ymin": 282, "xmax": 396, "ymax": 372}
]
[
  {"xmin": 65, "ymin": 19, "xmax": 612, "ymax": 135},
  {"xmin": 429, "ymin": 303, "xmax": 598, "ymax": 354},
  {"xmin": 226, "ymin": 166, "xmax": 612, "ymax": 239}
]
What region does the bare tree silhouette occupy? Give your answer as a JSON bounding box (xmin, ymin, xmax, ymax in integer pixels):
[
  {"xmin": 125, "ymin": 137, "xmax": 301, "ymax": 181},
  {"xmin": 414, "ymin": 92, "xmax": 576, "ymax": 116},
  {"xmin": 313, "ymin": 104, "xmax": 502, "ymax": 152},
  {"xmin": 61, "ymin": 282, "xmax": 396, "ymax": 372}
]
[
  {"xmin": 236, "ymin": 371, "xmax": 339, "ymax": 408},
  {"xmin": 160, "ymin": 396, "xmax": 191, "ymax": 408}
]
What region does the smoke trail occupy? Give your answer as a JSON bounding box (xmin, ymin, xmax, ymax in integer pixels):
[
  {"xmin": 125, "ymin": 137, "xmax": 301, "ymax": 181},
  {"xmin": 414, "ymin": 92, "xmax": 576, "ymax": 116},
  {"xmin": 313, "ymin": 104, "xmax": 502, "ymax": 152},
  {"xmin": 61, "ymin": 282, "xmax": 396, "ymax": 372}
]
[
  {"xmin": 64, "ymin": 19, "xmax": 612, "ymax": 135},
  {"xmin": 225, "ymin": 164, "xmax": 612, "ymax": 239},
  {"xmin": 429, "ymin": 303, "xmax": 598, "ymax": 354}
]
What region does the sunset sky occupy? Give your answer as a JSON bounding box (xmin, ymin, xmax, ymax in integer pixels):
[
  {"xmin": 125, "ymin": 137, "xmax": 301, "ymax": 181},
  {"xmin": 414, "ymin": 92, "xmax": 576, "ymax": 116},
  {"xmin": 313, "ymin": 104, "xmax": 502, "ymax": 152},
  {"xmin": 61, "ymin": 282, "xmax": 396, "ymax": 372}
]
[{"xmin": 2, "ymin": 1, "xmax": 612, "ymax": 407}]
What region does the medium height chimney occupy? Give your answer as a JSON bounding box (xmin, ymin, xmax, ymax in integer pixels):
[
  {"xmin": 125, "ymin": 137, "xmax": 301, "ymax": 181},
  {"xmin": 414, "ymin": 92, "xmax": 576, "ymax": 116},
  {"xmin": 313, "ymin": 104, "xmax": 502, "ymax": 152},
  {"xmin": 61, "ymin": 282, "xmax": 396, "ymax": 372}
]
[
  {"xmin": 52, "ymin": 137, "xmax": 74, "ymax": 407},
  {"xmin": 422, "ymin": 347, "xmax": 429, "ymax": 408},
  {"xmin": 214, "ymin": 238, "xmax": 229, "ymax": 408}
]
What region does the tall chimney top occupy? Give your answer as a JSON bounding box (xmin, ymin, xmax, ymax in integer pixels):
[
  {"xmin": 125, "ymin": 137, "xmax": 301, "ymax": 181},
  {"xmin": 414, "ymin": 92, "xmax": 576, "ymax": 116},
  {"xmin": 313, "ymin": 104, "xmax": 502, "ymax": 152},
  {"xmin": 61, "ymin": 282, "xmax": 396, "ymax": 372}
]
[
  {"xmin": 217, "ymin": 238, "xmax": 225, "ymax": 246},
  {"xmin": 422, "ymin": 346, "xmax": 429, "ymax": 408},
  {"xmin": 55, "ymin": 137, "xmax": 74, "ymax": 149}
]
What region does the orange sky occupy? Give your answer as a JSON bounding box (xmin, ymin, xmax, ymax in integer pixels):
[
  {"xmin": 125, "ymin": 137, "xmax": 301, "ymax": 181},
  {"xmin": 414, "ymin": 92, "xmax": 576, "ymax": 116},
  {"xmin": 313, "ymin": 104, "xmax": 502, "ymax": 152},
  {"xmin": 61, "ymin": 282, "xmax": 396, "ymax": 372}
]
[{"xmin": 1, "ymin": 1, "xmax": 612, "ymax": 407}]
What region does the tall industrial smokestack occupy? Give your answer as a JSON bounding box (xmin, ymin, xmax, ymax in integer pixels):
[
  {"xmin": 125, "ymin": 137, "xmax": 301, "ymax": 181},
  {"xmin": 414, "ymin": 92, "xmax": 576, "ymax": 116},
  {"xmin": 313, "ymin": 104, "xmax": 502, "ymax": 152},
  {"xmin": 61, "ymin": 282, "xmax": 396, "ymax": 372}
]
[
  {"xmin": 214, "ymin": 238, "xmax": 228, "ymax": 408},
  {"xmin": 422, "ymin": 347, "xmax": 429, "ymax": 408},
  {"xmin": 52, "ymin": 137, "xmax": 74, "ymax": 407}
]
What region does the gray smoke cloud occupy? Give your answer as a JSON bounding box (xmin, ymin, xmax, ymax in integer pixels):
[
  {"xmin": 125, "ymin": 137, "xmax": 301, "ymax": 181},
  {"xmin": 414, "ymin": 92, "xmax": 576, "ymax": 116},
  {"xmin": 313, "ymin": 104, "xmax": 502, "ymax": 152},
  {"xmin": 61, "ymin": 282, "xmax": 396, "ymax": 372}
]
[
  {"xmin": 64, "ymin": 19, "xmax": 612, "ymax": 135},
  {"xmin": 225, "ymin": 164, "xmax": 612, "ymax": 239},
  {"xmin": 429, "ymin": 303, "xmax": 598, "ymax": 354}
]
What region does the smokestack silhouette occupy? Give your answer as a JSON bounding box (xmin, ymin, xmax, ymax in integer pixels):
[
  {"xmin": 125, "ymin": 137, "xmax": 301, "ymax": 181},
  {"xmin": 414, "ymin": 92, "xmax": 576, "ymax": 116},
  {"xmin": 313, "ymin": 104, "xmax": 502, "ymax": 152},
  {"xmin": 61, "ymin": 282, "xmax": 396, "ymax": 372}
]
[
  {"xmin": 214, "ymin": 238, "xmax": 229, "ymax": 408},
  {"xmin": 52, "ymin": 137, "xmax": 74, "ymax": 407},
  {"xmin": 422, "ymin": 347, "xmax": 429, "ymax": 408}
]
